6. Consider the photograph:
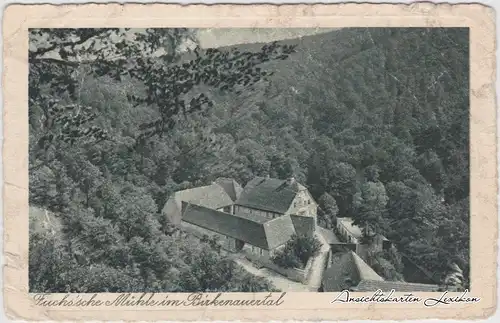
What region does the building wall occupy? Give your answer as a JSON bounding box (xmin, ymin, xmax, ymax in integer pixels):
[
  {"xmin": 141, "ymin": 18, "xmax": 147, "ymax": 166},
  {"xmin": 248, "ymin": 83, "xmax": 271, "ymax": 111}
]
[
  {"xmin": 162, "ymin": 196, "xmax": 182, "ymax": 225},
  {"xmin": 286, "ymin": 189, "xmax": 317, "ymax": 219},
  {"xmin": 180, "ymin": 221, "xmax": 274, "ymax": 256},
  {"xmin": 181, "ymin": 221, "xmax": 239, "ymax": 252},
  {"xmin": 242, "ymin": 243, "xmax": 270, "ymax": 258},
  {"xmin": 234, "ymin": 205, "xmax": 281, "ymax": 220},
  {"xmin": 241, "ymin": 242, "xmax": 286, "ymax": 259},
  {"xmin": 336, "ymin": 222, "xmax": 360, "ymax": 244}
]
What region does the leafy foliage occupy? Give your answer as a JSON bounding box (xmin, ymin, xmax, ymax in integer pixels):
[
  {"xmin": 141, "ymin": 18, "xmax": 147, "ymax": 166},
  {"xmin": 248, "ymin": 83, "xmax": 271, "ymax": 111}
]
[
  {"xmin": 29, "ymin": 28, "xmax": 295, "ymax": 292},
  {"xmin": 318, "ymin": 192, "xmax": 339, "ymax": 228},
  {"xmin": 352, "ymin": 181, "xmax": 389, "ymax": 239},
  {"xmin": 367, "ymin": 250, "xmax": 405, "ymax": 281},
  {"xmin": 438, "ymin": 262, "xmax": 466, "ymax": 292},
  {"xmin": 271, "ymin": 234, "xmax": 322, "ymax": 269}
]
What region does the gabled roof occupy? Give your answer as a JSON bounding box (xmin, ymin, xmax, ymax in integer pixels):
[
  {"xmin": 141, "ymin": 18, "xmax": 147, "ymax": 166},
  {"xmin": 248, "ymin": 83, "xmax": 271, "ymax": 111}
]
[
  {"xmin": 401, "ymin": 253, "xmax": 441, "ymax": 284},
  {"xmin": 264, "ymin": 215, "xmax": 296, "ymax": 249},
  {"xmin": 235, "ymin": 177, "xmax": 306, "ymax": 214},
  {"xmin": 174, "ymin": 183, "xmax": 234, "ymax": 210},
  {"xmin": 231, "ymin": 211, "xmax": 269, "ymax": 224},
  {"xmin": 215, "ymin": 177, "xmax": 243, "ymax": 202},
  {"xmin": 354, "ymin": 280, "xmax": 439, "ymax": 292},
  {"xmin": 322, "ymin": 250, "xmax": 439, "ymax": 292},
  {"xmin": 181, "ymin": 203, "xmax": 295, "ymax": 250},
  {"xmin": 322, "ymin": 251, "xmax": 383, "ymax": 292},
  {"xmin": 291, "ymin": 215, "xmax": 316, "ymax": 237}
]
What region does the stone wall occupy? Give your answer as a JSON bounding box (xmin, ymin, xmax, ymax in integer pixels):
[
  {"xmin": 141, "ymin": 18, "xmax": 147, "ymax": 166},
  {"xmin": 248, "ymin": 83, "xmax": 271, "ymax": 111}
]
[
  {"xmin": 336, "ymin": 221, "xmax": 360, "ymax": 244},
  {"xmin": 241, "ymin": 241, "xmax": 270, "ymax": 258},
  {"xmin": 162, "ymin": 196, "xmax": 182, "ymax": 225},
  {"xmin": 243, "ymin": 248, "xmax": 313, "ymax": 284}
]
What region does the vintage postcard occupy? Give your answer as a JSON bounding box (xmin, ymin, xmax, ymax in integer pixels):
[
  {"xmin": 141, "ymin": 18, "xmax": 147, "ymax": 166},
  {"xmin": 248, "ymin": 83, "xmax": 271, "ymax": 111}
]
[{"xmin": 2, "ymin": 2, "xmax": 497, "ymax": 321}]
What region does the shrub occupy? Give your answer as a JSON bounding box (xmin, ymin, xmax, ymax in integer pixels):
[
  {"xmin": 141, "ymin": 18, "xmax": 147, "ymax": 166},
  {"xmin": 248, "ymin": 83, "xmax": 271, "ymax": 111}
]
[
  {"xmin": 271, "ymin": 234, "xmax": 322, "ymax": 269},
  {"xmin": 271, "ymin": 249, "xmax": 302, "ymax": 269},
  {"xmin": 368, "ymin": 251, "xmax": 405, "ymax": 281}
]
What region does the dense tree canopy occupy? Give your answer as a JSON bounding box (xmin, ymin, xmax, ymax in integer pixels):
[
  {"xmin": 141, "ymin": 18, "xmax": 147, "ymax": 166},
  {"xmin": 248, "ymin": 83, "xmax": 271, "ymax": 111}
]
[
  {"xmin": 29, "ymin": 28, "xmax": 295, "ymax": 292},
  {"xmin": 29, "ymin": 27, "xmax": 469, "ymax": 291},
  {"xmin": 318, "ymin": 192, "xmax": 339, "ymax": 229}
]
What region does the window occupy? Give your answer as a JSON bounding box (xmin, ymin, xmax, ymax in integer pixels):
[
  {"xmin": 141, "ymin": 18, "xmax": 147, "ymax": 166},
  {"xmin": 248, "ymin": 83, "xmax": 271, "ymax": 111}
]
[
  {"xmin": 260, "ymin": 249, "xmax": 264, "ymax": 256},
  {"xmin": 308, "ymin": 200, "xmax": 311, "ymax": 205}
]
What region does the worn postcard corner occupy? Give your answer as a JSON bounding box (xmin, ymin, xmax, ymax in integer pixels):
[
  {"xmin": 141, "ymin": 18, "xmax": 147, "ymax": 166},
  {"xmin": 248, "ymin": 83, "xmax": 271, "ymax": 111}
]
[{"xmin": 2, "ymin": 2, "xmax": 497, "ymax": 322}]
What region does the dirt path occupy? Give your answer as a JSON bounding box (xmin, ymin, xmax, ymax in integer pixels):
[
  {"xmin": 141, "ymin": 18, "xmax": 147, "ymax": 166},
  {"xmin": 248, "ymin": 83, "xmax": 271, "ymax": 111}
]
[{"xmin": 306, "ymin": 231, "xmax": 331, "ymax": 291}]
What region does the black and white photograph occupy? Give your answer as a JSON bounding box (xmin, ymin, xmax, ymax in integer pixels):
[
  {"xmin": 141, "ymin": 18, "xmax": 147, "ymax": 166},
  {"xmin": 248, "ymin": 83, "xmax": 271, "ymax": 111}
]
[{"xmin": 28, "ymin": 27, "xmax": 469, "ymax": 293}]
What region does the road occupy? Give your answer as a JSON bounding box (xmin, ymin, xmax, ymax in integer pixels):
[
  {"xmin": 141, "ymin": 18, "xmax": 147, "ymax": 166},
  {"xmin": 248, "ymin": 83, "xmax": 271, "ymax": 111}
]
[
  {"xmin": 233, "ymin": 230, "xmax": 331, "ymax": 292},
  {"xmin": 307, "ymin": 231, "xmax": 331, "ymax": 291}
]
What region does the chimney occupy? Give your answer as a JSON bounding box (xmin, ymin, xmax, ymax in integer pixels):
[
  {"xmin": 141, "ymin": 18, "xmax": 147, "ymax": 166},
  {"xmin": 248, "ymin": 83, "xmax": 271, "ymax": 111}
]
[{"xmin": 286, "ymin": 177, "xmax": 296, "ymax": 185}]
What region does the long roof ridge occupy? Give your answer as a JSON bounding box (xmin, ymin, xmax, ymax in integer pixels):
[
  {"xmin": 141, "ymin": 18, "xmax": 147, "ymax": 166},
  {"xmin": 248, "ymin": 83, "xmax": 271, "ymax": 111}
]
[
  {"xmin": 176, "ymin": 182, "xmax": 220, "ymax": 193},
  {"xmin": 265, "ymin": 214, "xmax": 289, "ymax": 224},
  {"xmin": 181, "ymin": 202, "xmax": 270, "ymax": 249},
  {"xmin": 349, "ymin": 251, "xmax": 384, "ymax": 281}
]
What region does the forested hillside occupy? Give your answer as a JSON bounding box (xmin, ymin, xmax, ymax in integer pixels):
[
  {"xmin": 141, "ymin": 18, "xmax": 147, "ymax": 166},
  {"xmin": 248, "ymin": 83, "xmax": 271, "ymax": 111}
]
[
  {"xmin": 236, "ymin": 28, "xmax": 469, "ymax": 286},
  {"xmin": 29, "ymin": 28, "xmax": 469, "ymax": 292}
]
